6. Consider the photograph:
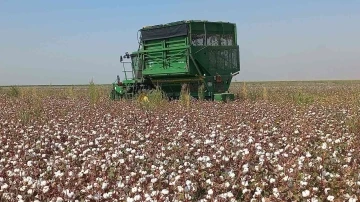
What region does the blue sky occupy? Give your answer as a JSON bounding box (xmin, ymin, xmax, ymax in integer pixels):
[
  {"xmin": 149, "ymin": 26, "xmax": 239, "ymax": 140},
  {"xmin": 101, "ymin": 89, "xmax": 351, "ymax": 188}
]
[{"xmin": 0, "ymin": 0, "xmax": 359, "ymax": 85}]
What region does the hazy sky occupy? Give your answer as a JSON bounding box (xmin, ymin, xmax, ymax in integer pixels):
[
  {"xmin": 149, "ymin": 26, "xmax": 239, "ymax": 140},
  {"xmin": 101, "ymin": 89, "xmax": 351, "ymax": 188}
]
[{"xmin": 1, "ymin": 0, "xmax": 359, "ymax": 85}]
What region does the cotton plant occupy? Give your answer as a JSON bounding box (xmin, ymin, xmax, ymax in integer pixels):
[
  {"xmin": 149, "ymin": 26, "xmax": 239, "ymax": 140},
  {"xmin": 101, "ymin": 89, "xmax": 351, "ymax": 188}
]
[{"xmin": 1, "ymin": 86, "xmax": 360, "ymax": 201}]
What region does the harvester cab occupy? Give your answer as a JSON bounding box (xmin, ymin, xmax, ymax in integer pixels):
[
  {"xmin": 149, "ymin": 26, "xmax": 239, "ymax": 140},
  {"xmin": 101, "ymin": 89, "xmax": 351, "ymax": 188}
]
[{"xmin": 110, "ymin": 52, "xmax": 153, "ymax": 100}]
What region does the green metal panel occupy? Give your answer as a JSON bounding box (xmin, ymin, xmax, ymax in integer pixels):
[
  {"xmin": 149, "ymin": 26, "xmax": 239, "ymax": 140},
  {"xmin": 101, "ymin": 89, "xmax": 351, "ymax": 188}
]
[
  {"xmin": 214, "ymin": 93, "xmax": 235, "ymax": 102},
  {"xmin": 187, "ymin": 21, "xmax": 240, "ymax": 96},
  {"xmin": 214, "ymin": 93, "xmax": 225, "ymax": 101},
  {"xmin": 190, "ymin": 46, "xmax": 240, "ymax": 75},
  {"xmin": 141, "ymin": 36, "xmax": 189, "ymax": 76}
]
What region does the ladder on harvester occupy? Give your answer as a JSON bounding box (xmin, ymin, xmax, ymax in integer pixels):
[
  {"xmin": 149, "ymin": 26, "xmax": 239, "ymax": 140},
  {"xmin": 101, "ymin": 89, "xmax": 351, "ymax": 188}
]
[{"xmin": 120, "ymin": 53, "xmax": 136, "ymax": 99}]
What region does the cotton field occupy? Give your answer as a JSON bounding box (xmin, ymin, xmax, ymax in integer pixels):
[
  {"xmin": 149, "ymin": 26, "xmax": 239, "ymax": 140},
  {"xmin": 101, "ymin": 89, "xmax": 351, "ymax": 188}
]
[{"xmin": 0, "ymin": 82, "xmax": 360, "ymax": 201}]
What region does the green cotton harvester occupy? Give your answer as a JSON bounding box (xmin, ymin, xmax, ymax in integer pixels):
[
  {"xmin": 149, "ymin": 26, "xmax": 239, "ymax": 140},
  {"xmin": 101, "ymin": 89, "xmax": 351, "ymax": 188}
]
[{"xmin": 110, "ymin": 20, "xmax": 240, "ymax": 101}]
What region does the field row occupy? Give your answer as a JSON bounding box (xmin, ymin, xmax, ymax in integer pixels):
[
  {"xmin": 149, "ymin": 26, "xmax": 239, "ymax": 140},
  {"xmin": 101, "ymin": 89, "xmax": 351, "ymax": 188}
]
[{"xmin": 0, "ymin": 82, "xmax": 360, "ymax": 201}]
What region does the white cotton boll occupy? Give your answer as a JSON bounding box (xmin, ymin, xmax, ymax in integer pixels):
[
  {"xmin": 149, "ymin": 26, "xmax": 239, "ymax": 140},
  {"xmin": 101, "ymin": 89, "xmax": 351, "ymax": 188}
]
[
  {"xmin": 311, "ymin": 198, "xmax": 319, "ymax": 202},
  {"xmin": 42, "ymin": 186, "xmax": 49, "ymax": 193},
  {"xmin": 64, "ymin": 189, "xmax": 74, "ymax": 198},
  {"xmin": 2, "ymin": 193, "xmax": 11, "ymax": 201},
  {"xmin": 177, "ymin": 186, "xmax": 184, "ymax": 192},
  {"xmin": 40, "ymin": 180, "xmax": 47, "ymax": 186},
  {"xmin": 225, "ymin": 182, "xmax": 230, "ymax": 188},
  {"xmin": 103, "ymin": 193, "xmax": 110, "ymax": 199},
  {"xmin": 272, "ymin": 188, "xmax": 279, "ymax": 198},
  {"xmin": 20, "ymin": 186, "xmax": 26, "ymax": 191},
  {"xmin": 242, "ymin": 164, "xmax": 249, "ymax": 173},
  {"xmin": 241, "ymin": 180, "xmax": 249, "ymax": 187},
  {"xmin": 226, "ymin": 191, "xmax": 234, "ymax": 198},
  {"xmin": 161, "ymin": 189, "xmax": 169, "ymax": 195},
  {"xmin": 203, "ymin": 156, "xmax": 210, "ymax": 162},
  {"xmin": 327, "ymin": 195, "xmax": 334, "ymax": 201},
  {"xmin": 101, "ymin": 182, "xmax": 108, "ymax": 189},
  {"xmin": 134, "ymin": 195, "xmax": 141, "ymax": 201},
  {"xmin": 132, "ymin": 187, "xmax": 138, "ymax": 193},
  {"xmin": 302, "ymin": 190, "xmax": 310, "ymax": 197},
  {"xmin": 270, "ymin": 178, "xmax": 276, "ymax": 183},
  {"xmin": 56, "ymin": 197, "xmax": 64, "ymax": 202},
  {"xmin": 1, "ymin": 183, "xmax": 9, "ymax": 190},
  {"xmin": 228, "ymin": 171, "xmax": 235, "ymax": 178},
  {"xmin": 54, "ymin": 170, "xmax": 64, "ymax": 178},
  {"xmin": 348, "ymin": 197, "xmax": 358, "ymax": 202},
  {"xmin": 117, "ymin": 182, "xmax": 124, "ymax": 188},
  {"xmin": 77, "ymin": 172, "xmax": 84, "ymax": 177},
  {"xmin": 27, "ymin": 189, "xmax": 33, "ymax": 195},
  {"xmin": 244, "ymin": 148, "xmax": 249, "ymax": 155},
  {"xmin": 242, "ymin": 188, "xmax": 250, "ymax": 194},
  {"xmin": 151, "ymin": 191, "xmax": 159, "ymax": 196},
  {"xmin": 254, "ymin": 187, "xmax": 262, "ymax": 196}
]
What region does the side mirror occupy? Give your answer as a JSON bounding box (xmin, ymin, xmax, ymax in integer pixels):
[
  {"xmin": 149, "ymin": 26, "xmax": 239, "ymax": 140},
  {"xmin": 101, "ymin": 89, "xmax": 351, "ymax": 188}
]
[{"xmin": 120, "ymin": 56, "xmax": 123, "ymax": 62}]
